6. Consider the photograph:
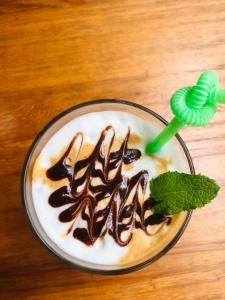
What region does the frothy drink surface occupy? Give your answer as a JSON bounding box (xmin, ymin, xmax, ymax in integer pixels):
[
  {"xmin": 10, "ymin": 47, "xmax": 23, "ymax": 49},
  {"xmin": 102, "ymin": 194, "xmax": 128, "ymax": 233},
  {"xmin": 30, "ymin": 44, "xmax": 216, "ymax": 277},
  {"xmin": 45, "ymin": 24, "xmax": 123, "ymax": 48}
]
[{"xmin": 32, "ymin": 111, "xmax": 185, "ymax": 266}]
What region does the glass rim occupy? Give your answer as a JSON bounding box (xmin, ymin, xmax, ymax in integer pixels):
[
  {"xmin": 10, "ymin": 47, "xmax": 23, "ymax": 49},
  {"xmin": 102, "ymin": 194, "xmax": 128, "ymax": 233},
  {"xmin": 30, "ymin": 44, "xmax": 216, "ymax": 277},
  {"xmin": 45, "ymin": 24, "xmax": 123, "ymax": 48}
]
[{"xmin": 21, "ymin": 99, "xmax": 194, "ymax": 275}]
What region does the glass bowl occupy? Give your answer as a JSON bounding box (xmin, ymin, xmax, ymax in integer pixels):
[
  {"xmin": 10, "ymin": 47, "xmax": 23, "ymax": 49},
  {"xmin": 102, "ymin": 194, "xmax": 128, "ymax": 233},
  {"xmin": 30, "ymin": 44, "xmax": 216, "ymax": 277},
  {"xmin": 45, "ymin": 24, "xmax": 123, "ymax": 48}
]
[{"xmin": 21, "ymin": 99, "xmax": 194, "ymax": 275}]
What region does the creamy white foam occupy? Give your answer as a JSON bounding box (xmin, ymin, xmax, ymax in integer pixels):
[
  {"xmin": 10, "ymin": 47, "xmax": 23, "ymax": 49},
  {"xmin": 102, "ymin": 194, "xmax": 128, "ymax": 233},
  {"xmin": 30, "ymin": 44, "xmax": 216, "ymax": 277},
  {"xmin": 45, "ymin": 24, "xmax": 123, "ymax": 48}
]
[{"xmin": 32, "ymin": 111, "xmax": 183, "ymax": 265}]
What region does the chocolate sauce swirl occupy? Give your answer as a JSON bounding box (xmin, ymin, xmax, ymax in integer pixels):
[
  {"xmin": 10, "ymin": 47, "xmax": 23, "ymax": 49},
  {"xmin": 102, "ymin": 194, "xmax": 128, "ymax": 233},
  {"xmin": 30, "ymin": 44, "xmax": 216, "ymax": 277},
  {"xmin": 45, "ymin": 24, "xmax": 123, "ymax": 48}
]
[{"xmin": 47, "ymin": 126, "xmax": 171, "ymax": 246}]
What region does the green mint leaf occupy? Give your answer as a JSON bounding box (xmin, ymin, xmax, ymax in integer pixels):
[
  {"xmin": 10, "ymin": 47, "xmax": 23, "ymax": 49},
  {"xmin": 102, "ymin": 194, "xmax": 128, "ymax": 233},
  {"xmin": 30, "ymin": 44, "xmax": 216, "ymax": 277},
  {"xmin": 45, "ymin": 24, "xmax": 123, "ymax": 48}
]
[{"xmin": 150, "ymin": 171, "xmax": 220, "ymax": 215}]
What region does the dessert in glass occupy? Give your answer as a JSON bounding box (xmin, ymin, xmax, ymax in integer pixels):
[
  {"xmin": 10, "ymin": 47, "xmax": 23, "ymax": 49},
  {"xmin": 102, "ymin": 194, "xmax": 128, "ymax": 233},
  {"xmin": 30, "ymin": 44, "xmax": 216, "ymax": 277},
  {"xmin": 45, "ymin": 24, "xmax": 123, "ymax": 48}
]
[{"xmin": 22, "ymin": 99, "xmax": 194, "ymax": 274}]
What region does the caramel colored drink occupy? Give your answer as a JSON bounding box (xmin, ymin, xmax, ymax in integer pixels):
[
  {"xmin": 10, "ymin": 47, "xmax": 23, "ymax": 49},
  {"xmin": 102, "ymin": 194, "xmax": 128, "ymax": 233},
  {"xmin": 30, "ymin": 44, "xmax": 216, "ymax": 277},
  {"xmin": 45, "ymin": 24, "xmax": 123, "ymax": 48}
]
[{"xmin": 32, "ymin": 110, "xmax": 188, "ymax": 267}]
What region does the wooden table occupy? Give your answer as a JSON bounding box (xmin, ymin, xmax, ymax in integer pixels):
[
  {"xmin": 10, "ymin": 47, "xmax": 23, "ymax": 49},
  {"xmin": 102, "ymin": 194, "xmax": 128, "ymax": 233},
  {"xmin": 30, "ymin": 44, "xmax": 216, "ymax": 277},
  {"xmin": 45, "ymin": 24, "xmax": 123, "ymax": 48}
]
[{"xmin": 1, "ymin": 1, "xmax": 225, "ymax": 299}]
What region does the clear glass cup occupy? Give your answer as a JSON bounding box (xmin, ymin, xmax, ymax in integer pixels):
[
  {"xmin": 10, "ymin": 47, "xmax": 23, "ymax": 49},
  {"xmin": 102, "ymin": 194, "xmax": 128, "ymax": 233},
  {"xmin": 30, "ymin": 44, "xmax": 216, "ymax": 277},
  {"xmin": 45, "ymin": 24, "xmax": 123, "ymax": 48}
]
[{"xmin": 21, "ymin": 99, "xmax": 194, "ymax": 275}]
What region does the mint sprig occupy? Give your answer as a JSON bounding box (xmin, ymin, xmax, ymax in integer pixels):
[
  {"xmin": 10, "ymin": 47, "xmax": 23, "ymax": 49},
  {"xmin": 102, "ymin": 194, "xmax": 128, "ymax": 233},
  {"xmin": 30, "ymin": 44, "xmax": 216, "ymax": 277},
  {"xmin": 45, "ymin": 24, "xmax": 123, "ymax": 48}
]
[{"xmin": 150, "ymin": 171, "xmax": 220, "ymax": 215}]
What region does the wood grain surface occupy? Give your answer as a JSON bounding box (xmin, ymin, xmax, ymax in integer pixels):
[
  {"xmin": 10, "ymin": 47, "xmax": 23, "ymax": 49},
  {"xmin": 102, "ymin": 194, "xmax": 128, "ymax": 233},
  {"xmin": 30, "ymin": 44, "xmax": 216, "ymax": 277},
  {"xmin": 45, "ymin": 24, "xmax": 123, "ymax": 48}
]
[{"xmin": 1, "ymin": 1, "xmax": 225, "ymax": 299}]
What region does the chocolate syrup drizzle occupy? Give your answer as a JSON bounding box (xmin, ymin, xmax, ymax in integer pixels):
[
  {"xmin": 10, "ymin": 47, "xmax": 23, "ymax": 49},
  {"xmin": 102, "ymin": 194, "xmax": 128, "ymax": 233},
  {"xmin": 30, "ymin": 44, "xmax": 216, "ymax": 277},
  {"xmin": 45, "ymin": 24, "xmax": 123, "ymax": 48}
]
[{"xmin": 47, "ymin": 126, "xmax": 171, "ymax": 247}]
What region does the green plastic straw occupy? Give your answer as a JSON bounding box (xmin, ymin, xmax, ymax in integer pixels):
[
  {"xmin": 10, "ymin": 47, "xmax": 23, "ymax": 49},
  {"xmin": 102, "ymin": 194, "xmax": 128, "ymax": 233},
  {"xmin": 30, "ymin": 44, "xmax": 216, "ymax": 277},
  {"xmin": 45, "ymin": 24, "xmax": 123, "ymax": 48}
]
[{"xmin": 146, "ymin": 71, "xmax": 225, "ymax": 154}]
